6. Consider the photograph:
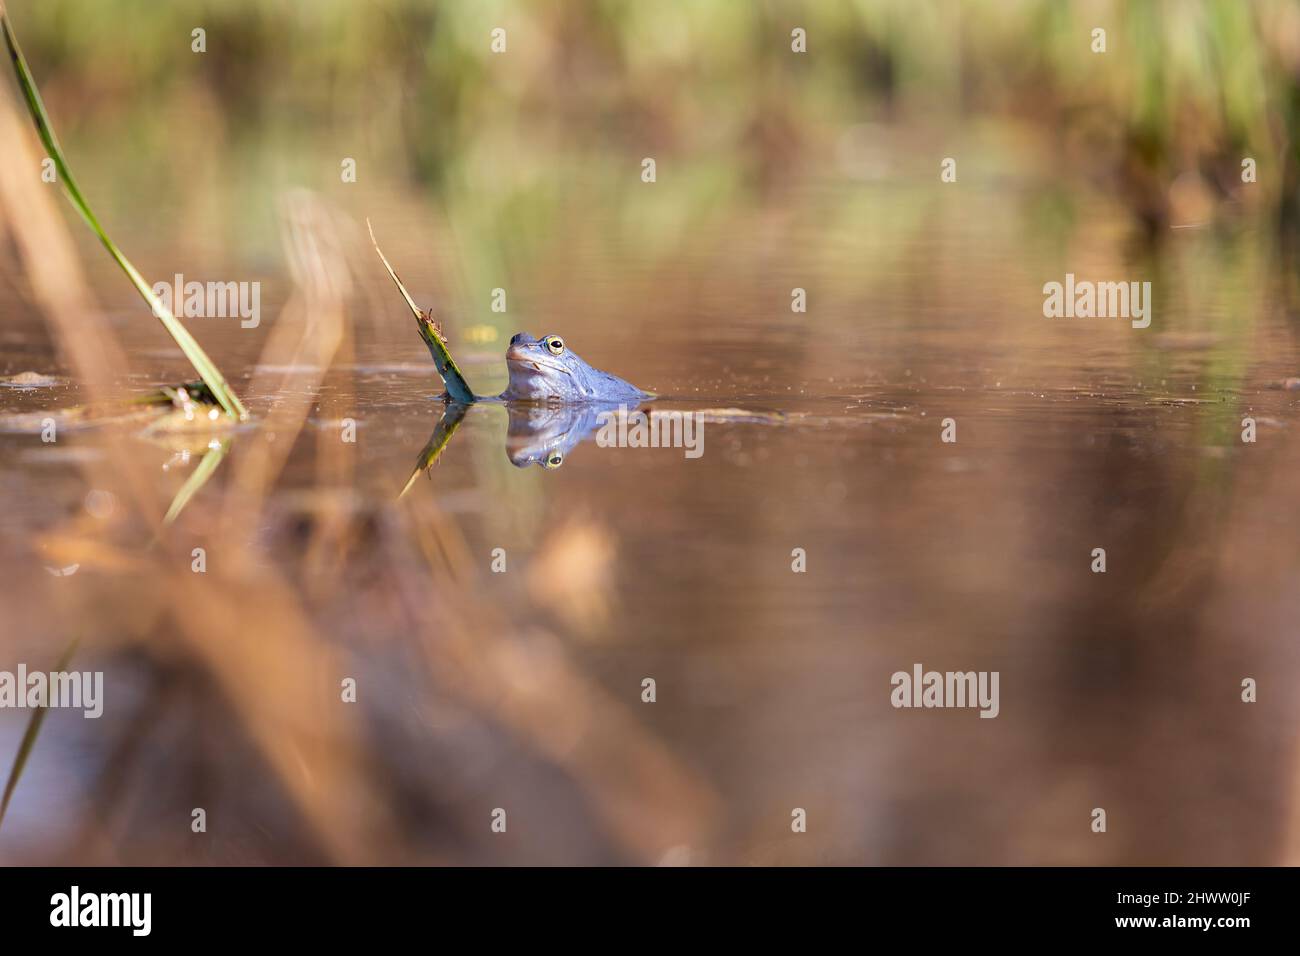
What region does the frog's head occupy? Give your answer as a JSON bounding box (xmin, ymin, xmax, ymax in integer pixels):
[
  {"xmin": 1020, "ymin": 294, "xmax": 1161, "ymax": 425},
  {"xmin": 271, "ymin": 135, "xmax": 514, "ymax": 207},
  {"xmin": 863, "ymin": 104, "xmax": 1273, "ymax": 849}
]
[{"xmin": 503, "ymin": 332, "xmax": 647, "ymax": 404}]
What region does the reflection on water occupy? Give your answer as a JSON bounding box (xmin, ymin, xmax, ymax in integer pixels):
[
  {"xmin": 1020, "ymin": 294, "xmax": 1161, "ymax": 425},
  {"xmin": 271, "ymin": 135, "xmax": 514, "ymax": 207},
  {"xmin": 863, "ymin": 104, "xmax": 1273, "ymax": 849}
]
[
  {"xmin": 405, "ymin": 400, "xmax": 623, "ymax": 494},
  {"xmin": 2, "ymin": 180, "xmax": 1300, "ymax": 865},
  {"xmin": 502, "ymin": 402, "xmax": 617, "ymax": 470}
]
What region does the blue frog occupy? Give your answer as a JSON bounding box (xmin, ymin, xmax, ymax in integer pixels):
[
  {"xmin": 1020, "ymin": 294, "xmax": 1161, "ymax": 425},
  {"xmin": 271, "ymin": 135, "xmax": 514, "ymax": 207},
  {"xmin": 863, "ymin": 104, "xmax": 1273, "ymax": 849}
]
[{"xmin": 498, "ymin": 333, "xmax": 649, "ymax": 404}]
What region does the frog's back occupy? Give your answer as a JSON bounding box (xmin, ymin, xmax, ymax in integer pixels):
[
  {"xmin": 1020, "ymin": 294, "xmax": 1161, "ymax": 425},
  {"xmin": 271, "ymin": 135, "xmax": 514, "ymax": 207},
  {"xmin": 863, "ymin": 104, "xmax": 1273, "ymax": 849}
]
[{"xmin": 585, "ymin": 367, "xmax": 652, "ymax": 403}]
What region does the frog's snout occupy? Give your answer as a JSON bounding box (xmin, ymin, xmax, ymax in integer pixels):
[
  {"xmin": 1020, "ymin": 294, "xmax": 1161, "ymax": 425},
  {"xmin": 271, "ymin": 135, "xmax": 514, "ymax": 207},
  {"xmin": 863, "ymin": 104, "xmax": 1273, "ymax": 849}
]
[
  {"xmin": 506, "ymin": 332, "xmax": 534, "ymax": 361},
  {"xmin": 506, "ymin": 333, "xmax": 551, "ymax": 370}
]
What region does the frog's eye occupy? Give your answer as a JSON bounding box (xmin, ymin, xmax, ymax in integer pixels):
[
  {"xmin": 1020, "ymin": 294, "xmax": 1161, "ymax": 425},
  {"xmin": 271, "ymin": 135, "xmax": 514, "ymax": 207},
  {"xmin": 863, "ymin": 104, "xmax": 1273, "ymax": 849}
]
[
  {"xmin": 544, "ymin": 453, "xmax": 564, "ymax": 469},
  {"xmin": 544, "ymin": 336, "xmax": 565, "ymax": 356}
]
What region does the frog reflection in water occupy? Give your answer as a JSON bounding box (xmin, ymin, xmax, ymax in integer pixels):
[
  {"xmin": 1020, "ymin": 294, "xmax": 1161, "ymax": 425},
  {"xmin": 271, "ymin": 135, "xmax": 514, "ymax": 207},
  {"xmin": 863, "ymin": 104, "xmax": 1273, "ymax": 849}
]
[
  {"xmin": 504, "ymin": 402, "xmax": 620, "ymax": 469},
  {"xmin": 402, "ymin": 396, "xmax": 626, "ymax": 494}
]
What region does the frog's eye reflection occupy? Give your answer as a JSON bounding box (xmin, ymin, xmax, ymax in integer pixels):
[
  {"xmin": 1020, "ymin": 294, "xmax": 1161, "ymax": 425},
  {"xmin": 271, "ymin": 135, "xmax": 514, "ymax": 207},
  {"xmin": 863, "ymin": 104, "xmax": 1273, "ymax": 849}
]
[
  {"xmin": 545, "ymin": 336, "xmax": 565, "ymax": 356},
  {"xmin": 545, "ymin": 454, "xmax": 564, "ymax": 469}
]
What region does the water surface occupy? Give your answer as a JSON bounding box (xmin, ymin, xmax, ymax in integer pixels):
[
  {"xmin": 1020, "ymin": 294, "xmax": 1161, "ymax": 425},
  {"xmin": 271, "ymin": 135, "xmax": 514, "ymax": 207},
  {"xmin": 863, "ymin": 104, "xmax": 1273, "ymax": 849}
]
[{"xmin": 2, "ymin": 185, "xmax": 1299, "ymax": 864}]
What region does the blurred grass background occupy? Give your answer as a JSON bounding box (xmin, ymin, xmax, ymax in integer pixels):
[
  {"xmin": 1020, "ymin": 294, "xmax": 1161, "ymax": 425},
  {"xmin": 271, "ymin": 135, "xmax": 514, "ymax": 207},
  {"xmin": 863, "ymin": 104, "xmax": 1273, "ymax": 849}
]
[{"xmin": 10, "ymin": 0, "xmax": 1300, "ymax": 259}]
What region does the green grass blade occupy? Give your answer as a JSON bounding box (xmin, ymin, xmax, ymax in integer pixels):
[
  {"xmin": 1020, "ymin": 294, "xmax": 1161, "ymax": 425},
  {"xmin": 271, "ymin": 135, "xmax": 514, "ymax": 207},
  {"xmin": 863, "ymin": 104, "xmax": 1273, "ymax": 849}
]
[
  {"xmin": 163, "ymin": 437, "xmax": 230, "ymax": 525},
  {"xmin": 0, "ymin": 637, "xmax": 79, "ymax": 832},
  {"xmin": 1, "ymin": 8, "xmax": 248, "ymax": 421},
  {"xmin": 367, "ymin": 219, "xmax": 476, "ymax": 403},
  {"xmin": 0, "ymin": 703, "xmax": 48, "ymax": 831},
  {"xmin": 400, "ymin": 403, "xmax": 468, "ymax": 497}
]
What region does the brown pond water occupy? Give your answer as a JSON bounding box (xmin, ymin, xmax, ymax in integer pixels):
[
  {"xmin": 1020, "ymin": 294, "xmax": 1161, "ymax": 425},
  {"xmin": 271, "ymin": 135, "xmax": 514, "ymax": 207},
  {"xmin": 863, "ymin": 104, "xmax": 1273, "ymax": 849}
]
[{"xmin": 2, "ymin": 185, "xmax": 1300, "ymax": 865}]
